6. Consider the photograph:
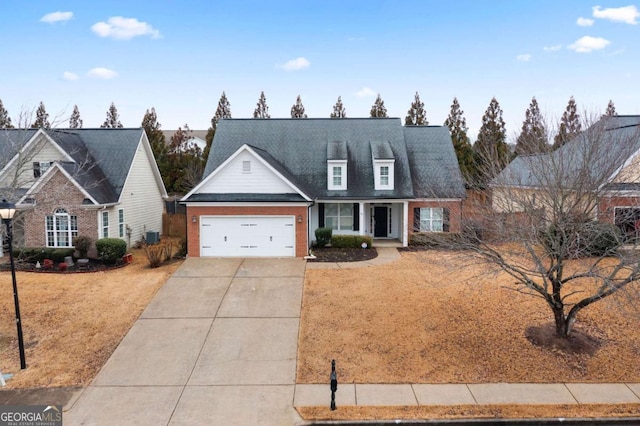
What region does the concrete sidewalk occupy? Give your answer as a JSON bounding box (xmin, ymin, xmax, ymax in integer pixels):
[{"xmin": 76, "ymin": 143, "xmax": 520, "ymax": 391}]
[
  {"xmin": 64, "ymin": 257, "xmax": 306, "ymax": 426},
  {"xmin": 7, "ymin": 248, "xmax": 640, "ymax": 425}
]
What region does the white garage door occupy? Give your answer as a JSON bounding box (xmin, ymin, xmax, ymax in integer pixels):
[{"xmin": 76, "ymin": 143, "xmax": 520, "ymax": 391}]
[{"xmin": 200, "ymin": 216, "xmax": 295, "ymax": 257}]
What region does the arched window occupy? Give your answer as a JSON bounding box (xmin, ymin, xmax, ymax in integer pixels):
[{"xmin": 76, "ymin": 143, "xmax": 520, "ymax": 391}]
[{"xmin": 46, "ymin": 208, "xmax": 78, "ymax": 247}]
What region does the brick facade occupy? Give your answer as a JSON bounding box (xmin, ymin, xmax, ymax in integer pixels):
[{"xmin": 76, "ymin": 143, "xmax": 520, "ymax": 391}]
[
  {"xmin": 408, "ymin": 200, "xmax": 463, "ymax": 236},
  {"xmin": 598, "ymin": 196, "xmax": 640, "ymax": 224},
  {"xmin": 186, "ymin": 205, "xmax": 309, "ymax": 257},
  {"xmin": 20, "ymin": 170, "xmax": 98, "ymax": 251}
]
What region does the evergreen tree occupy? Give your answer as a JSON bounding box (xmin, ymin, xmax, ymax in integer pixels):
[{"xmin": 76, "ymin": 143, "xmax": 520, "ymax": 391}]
[
  {"xmin": 69, "ymin": 105, "xmax": 83, "ymax": 128},
  {"xmin": 290, "ymin": 95, "xmax": 308, "ymax": 118},
  {"xmin": 514, "ymin": 97, "xmax": 548, "ymax": 156},
  {"xmin": 205, "ymin": 92, "xmax": 232, "ymax": 161},
  {"xmin": 444, "ymin": 97, "xmax": 475, "ymax": 182},
  {"xmin": 100, "ymin": 102, "xmax": 123, "ymax": 128},
  {"xmin": 165, "ymin": 124, "xmax": 204, "ymax": 193},
  {"xmin": 0, "ymin": 98, "xmax": 13, "ymax": 128},
  {"xmin": 141, "ymin": 108, "xmax": 166, "ymax": 160},
  {"xmin": 253, "ymin": 91, "xmax": 271, "ymax": 119},
  {"xmin": 31, "ymin": 101, "xmax": 50, "ymax": 128},
  {"xmin": 473, "ymin": 97, "xmax": 509, "ymax": 185},
  {"xmin": 330, "ymin": 96, "xmax": 346, "ymax": 118},
  {"xmin": 404, "ymin": 91, "xmax": 428, "ymax": 125},
  {"xmin": 605, "ymin": 100, "xmax": 617, "ymax": 116},
  {"xmin": 553, "ymin": 96, "xmax": 581, "ymax": 149},
  {"xmin": 369, "ymin": 94, "xmax": 388, "ymax": 118}
]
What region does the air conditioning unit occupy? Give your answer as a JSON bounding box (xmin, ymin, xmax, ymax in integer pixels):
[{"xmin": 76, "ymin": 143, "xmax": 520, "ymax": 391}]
[{"xmin": 146, "ymin": 231, "xmax": 160, "ymax": 244}]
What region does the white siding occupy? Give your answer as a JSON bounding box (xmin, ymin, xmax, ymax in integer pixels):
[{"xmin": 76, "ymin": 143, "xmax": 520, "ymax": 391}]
[
  {"xmin": 200, "ymin": 151, "xmax": 295, "ymax": 194},
  {"xmin": 0, "ymin": 136, "xmax": 68, "ymax": 190},
  {"xmin": 118, "ymin": 136, "xmax": 165, "ymax": 246}
]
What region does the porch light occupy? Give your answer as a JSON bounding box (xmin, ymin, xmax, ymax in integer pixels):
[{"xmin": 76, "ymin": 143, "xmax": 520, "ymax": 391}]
[
  {"xmin": 192, "ymin": 215, "xmax": 197, "ymax": 223},
  {"xmin": 298, "ymin": 215, "xmax": 303, "ymax": 223}
]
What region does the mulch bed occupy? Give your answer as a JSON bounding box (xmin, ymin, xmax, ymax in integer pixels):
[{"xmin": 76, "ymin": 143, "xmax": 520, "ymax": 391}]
[
  {"xmin": 308, "ymin": 247, "xmax": 378, "ymax": 262},
  {"xmin": 0, "ymin": 258, "xmax": 126, "ymax": 273}
]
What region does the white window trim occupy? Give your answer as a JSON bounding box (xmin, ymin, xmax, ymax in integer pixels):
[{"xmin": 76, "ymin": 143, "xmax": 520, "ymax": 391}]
[
  {"xmin": 118, "ymin": 208, "xmax": 125, "ymax": 238},
  {"xmin": 101, "ymin": 211, "xmax": 109, "ymax": 238},
  {"xmin": 374, "ymin": 160, "xmax": 395, "ymax": 190},
  {"xmin": 325, "ymin": 203, "xmax": 354, "ymax": 231},
  {"xmin": 327, "ymin": 160, "xmax": 347, "ymax": 190},
  {"xmin": 46, "ymin": 208, "xmax": 78, "ymax": 247},
  {"xmin": 419, "ymin": 207, "xmax": 444, "ymax": 232},
  {"xmin": 33, "ymin": 161, "xmax": 51, "ymax": 178}
]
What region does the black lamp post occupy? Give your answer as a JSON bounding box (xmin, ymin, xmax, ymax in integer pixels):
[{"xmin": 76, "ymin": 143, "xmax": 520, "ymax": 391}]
[{"xmin": 0, "ymin": 199, "xmax": 26, "ymax": 369}]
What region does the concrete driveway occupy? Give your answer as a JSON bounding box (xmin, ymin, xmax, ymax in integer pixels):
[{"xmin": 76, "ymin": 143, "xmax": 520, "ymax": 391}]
[{"xmin": 66, "ymin": 257, "xmax": 306, "ymax": 426}]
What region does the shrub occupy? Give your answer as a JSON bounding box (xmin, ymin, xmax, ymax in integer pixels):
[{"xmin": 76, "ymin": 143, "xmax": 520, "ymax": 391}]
[
  {"xmin": 144, "ymin": 241, "xmax": 173, "ymax": 268},
  {"xmin": 175, "ymin": 237, "xmax": 187, "ymax": 258},
  {"xmin": 409, "ymin": 233, "xmax": 464, "ymax": 248},
  {"xmin": 95, "ymin": 238, "xmax": 127, "ymax": 264},
  {"xmin": 13, "ymin": 247, "xmax": 59, "ymax": 262},
  {"xmin": 51, "ymin": 248, "xmax": 75, "ymax": 263},
  {"xmin": 315, "ymin": 227, "xmax": 332, "ymax": 248},
  {"xmin": 73, "ymin": 235, "xmax": 92, "ymax": 259},
  {"xmin": 330, "ymin": 235, "xmax": 373, "ymax": 249},
  {"xmin": 42, "ymin": 259, "xmax": 54, "ymax": 270},
  {"xmin": 58, "ymin": 262, "xmax": 68, "ymax": 271},
  {"xmin": 541, "ymin": 221, "xmax": 621, "ymax": 258}
]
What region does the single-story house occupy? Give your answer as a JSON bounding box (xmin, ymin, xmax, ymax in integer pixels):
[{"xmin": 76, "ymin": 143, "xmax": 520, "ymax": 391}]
[
  {"xmin": 0, "ymin": 128, "xmax": 167, "ymax": 253},
  {"xmin": 181, "ymin": 118, "xmax": 466, "ymax": 257},
  {"xmin": 491, "ymin": 115, "xmax": 640, "ymax": 236}
]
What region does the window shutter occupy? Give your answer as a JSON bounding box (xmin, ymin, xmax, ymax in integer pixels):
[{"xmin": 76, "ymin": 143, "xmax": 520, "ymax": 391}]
[
  {"xmin": 319, "ymin": 204, "xmax": 325, "ymax": 228},
  {"xmin": 413, "ymin": 208, "xmax": 421, "ymax": 232},
  {"xmin": 443, "ymin": 208, "xmax": 450, "ymax": 232},
  {"xmin": 353, "ymin": 203, "xmax": 359, "ymax": 231}
]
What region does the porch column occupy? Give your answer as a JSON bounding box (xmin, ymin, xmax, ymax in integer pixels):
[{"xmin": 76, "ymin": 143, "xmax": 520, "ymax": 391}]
[
  {"xmin": 402, "ymin": 201, "xmax": 409, "ymax": 247},
  {"xmin": 359, "ymin": 201, "xmax": 365, "ymax": 236}
]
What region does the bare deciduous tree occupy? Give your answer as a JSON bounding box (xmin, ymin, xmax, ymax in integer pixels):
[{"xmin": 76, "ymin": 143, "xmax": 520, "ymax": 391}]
[{"xmin": 458, "ymin": 115, "xmax": 640, "ymax": 339}]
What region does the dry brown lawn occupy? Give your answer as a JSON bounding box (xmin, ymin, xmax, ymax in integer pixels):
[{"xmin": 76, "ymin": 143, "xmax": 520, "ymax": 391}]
[
  {"xmin": 0, "ymin": 249, "xmax": 182, "ymax": 388},
  {"xmin": 297, "ymin": 250, "xmax": 640, "ymax": 420},
  {"xmin": 298, "ymin": 250, "xmax": 640, "ymax": 384}
]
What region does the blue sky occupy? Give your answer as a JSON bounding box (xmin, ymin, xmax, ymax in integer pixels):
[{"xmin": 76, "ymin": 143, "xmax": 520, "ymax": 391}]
[{"xmin": 1, "ymin": 1, "xmax": 638, "ymax": 140}]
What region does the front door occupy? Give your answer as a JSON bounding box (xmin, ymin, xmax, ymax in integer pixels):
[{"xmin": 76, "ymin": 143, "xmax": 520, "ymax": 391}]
[{"xmin": 374, "ymin": 207, "xmax": 388, "ymax": 237}]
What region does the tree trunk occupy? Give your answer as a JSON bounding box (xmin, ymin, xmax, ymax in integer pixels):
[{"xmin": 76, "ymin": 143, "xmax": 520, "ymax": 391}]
[{"xmin": 552, "ymin": 306, "xmax": 570, "ymax": 337}]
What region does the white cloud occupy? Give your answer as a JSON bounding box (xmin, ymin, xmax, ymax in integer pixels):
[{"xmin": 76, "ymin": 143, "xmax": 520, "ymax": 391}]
[
  {"xmin": 544, "ymin": 44, "xmax": 562, "ymax": 52},
  {"xmin": 91, "ymin": 17, "xmax": 161, "ymax": 40},
  {"xmin": 62, "ymin": 71, "xmax": 79, "ymax": 81},
  {"xmin": 568, "ymin": 36, "xmax": 611, "ymax": 53},
  {"xmin": 356, "ymin": 87, "xmax": 376, "ymax": 98},
  {"xmin": 593, "ymin": 5, "xmax": 640, "ymax": 24},
  {"xmin": 40, "ymin": 11, "xmax": 73, "ymax": 24},
  {"xmin": 577, "ymin": 17, "xmax": 594, "ymax": 26},
  {"xmin": 279, "ymin": 57, "xmax": 310, "ymax": 71},
  {"xmin": 516, "ymin": 54, "xmax": 532, "ymax": 62},
  {"xmin": 87, "ymin": 67, "xmax": 118, "ymax": 79}
]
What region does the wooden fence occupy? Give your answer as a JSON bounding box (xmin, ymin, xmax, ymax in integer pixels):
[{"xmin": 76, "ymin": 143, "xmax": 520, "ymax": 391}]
[{"xmin": 162, "ymin": 213, "xmax": 187, "ymax": 239}]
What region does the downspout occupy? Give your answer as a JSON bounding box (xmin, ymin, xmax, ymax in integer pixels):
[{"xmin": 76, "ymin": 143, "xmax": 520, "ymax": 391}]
[{"xmin": 305, "ymin": 199, "xmax": 316, "ymax": 259}]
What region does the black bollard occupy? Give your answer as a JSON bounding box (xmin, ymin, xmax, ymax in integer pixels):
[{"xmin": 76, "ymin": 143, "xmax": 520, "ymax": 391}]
[{"xmin": 330, "ymin": 359, "xmax": 338, "ymax": 410}]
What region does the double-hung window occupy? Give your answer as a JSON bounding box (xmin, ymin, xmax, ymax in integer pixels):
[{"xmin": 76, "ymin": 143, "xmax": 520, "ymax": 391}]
[
  {"xmin": 327, "ymin": 161, "xmax": 347, "ymax": 190},
  {"xmin": 102, "ymin": 211, "xmax": 109, "ymax": 238},
  {"xmin": 414, "ymin": 207, "xmax": 449, "ymax": 232},
  {"xmin": 325, "ymin": 203, "xmax": 353, "ymax": 231},
  {"xmin": 46, "ymin": 208, "xmax": 78, "ymax": 247},
  {"xmin": 118, "ymin": 209, "xmax": 125, "ymax": 238}
]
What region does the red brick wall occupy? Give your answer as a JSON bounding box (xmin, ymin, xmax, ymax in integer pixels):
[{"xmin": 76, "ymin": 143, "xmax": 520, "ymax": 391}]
[
  {"xmin": 598, "ymin": 196, "xmax": 640, "ymax": 224},
  {"xmin": 21, "ymin": 170, "xmax": 98, "ymax": 249},
  {"xmin": 408, "ymin": 200, "xmax": 463, "ymax": 236},
  {"xmin": 186, "ymin": 205, "xmax": 309, "ymax": 257}
]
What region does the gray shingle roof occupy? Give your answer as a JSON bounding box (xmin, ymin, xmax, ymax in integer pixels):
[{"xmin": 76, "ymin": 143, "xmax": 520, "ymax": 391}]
[
  {"xmin": 196, "ymin": 118, "xmax": 465, "ymax": 201},
  {"xmin": 0, "ymin": 128, "xmax": 145, "ymax": 204},
  {"xmin": 403, "ymin": 125, "xmax": 467, "ymax": 198},
  {"xmin": 493, "ymin": 115, "xmax": 640, "ymax": 188}
]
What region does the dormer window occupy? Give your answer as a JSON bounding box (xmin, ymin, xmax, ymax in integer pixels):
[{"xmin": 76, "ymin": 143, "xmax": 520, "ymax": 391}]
[
  {"xmin": 374, "ymin": 161, "xmax": 394, "ymax": 190},
  {"xmin": 370, "ymin": 140, "xmax": 395, "ymax": 190},
  {"xmin": 327, "ymin": 141, "xmax": 348, "ymax": 191},
  {"xmin": 328, "ymin": 161, "xmax": 347, "ymax": 190}
]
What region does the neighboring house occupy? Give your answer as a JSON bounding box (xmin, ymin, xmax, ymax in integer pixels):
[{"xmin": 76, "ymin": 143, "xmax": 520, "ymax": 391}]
[
  {"xmin": 0, "ymin": 128, "xmax": 167, "ymax": 253},
  {"xmin": 182, "ymin": 118, "xmax": 466, "ymax": 257},
  {"xmin": 491, "ymin": 115, "xmax": 640, "ymax": 236},
  {"xmin": 162, "ymin": 130, "xmax": 208, "ymax": 152}
]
